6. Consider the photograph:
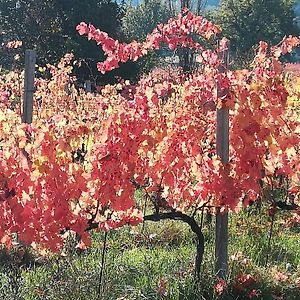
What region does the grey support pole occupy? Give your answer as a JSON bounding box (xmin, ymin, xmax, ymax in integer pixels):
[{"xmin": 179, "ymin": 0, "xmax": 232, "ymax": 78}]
[
  {"xmin": 22, "ymin": 50, "xmax": 36, "ymax": 123},
  {"xmin": 215, "ymin": 40, "xmax": 230, "ymax": 279}
]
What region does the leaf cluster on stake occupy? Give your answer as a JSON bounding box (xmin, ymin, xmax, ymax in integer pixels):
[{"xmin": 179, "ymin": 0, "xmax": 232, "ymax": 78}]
[{"xmin": 0, "ymin": 11, "xmax": 299, "ymax": 252}]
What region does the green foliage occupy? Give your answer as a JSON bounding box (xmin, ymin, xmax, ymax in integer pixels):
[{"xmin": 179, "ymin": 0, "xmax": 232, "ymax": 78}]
[
  {"xmin": 210, "ymin": 0, "xmax": 300, "ymax": 66},
  {"xmin": 122, "ymin": 0, "xmax": 171, "ymax": 42}
]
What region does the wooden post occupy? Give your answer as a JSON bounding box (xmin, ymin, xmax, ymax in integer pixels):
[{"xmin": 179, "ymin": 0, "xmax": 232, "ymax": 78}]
[
  {"xmin": 22, "ymin": 50, "xmax": 36, "ymax": 123},
  {"xmin": 215, "ymin": 40, "xmax": 229, "ymax": 278}
]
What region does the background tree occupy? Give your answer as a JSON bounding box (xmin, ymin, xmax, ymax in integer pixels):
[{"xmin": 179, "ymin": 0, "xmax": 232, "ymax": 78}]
[
  {"xmin": 57, "ymin": 0, "xmax": 130, "ymax": 83},
  {"xmin": 0, "ymin": 0, "xmax": 64, "ymax": 68},
  {"xmin": 210, "ymin": 0, "xmax": 300, "ymax": 65},
  {"xmin": 121, "ymin": 0, "xmax": 172, "ymax": 76},
  {"xmin": 0, "ymin": 0, "xmax": 134, "ymax": 83},
  {"xmin": 122, "ymin": 0, "xmax": 171, "ymax": 41},
  {"xmin": 121, "ymin": 0, "xmax": 219, "ymax": 74}
]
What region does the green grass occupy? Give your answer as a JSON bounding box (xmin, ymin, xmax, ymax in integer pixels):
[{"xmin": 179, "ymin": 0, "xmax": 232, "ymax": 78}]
[{"xmin": 0, "ymin": 208, "xmax": 300, "ymax": 299}]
